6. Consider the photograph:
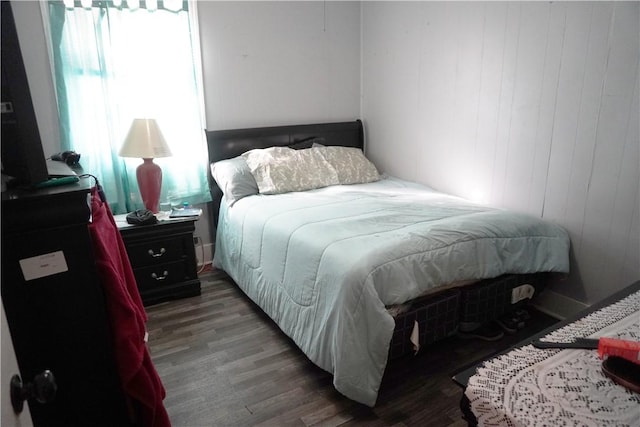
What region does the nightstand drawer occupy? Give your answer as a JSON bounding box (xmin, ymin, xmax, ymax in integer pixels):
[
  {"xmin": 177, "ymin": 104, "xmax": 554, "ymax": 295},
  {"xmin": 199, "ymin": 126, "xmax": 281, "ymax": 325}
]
[
  {"xmin": 133, "ymin": 259, "xmax": 197, "ymax": 291},
  {"xmin": 115, "ymin": 215, "xmax": 201, "ymax": 305},
  {"xmin": 126, "ymin": 235, "xmax": 190, "ymax": 267}
]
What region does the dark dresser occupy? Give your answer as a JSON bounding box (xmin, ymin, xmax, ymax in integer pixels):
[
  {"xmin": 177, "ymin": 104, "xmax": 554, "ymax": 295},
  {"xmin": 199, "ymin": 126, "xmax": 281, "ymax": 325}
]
[{"xmin": 1, "ymin": 179, "xmax": 133, "ymax": 426}]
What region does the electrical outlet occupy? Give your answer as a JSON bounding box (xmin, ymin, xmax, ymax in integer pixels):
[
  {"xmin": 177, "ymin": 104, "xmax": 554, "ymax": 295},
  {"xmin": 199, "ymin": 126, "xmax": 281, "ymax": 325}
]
[{"xmin": 193, "ymin": 236, "xmax": 200, "ymax": 245}]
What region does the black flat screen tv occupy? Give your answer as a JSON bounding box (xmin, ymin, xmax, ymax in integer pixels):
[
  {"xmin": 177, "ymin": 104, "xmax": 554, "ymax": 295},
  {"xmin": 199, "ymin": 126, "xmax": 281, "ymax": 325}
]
[{"xmin": 1, "ymin": 1, "xmax": 49, "ymax": 188}]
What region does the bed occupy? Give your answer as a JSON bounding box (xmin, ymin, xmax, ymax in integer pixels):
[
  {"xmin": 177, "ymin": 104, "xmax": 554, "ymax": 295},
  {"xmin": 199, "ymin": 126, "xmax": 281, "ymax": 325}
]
[{"xmin": 206, "ymin": 120, "xmax": 571, "ymax": 407}]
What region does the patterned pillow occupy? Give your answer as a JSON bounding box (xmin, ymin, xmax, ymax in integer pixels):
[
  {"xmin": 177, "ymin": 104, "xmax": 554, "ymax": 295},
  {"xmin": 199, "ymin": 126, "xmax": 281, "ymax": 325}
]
[
  {"xmin": 210, "ymin": 156, "xmax": 259, "ymax": 205},
  {"xmin": 242, "ymin": 147, "xmax": 339, "ymax": 194},
  {"xmin": 314, "ymin": 146, "xmax": 380, "ymax": 185}
]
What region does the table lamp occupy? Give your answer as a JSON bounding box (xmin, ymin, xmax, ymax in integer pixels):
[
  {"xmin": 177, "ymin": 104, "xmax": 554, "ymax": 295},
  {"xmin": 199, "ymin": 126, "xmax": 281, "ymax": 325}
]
[{"xmin": 119, "ymin": 118, "xmax": 172, "ymax": 213}]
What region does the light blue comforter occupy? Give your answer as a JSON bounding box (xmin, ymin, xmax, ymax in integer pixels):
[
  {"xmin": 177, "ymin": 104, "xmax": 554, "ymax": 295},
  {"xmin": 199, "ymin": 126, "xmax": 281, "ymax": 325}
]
[{"xmin": 213, "ymin": 176, "xmax": 570, "ymax": 406}]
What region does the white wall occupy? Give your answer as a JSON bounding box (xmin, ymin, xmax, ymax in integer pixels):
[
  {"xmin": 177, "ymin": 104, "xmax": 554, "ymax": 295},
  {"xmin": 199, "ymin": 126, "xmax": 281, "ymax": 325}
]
[
  {"xmin": 198, "ymin": 1, "xmax": 361, "ymax": 130},
  {"xmin": 362, "ymin": 1, "xmax": 639, "ymax": 312}
]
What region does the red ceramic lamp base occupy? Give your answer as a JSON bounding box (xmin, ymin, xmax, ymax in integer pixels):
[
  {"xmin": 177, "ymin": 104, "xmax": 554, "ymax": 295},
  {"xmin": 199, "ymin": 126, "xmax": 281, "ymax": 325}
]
[{"xmin": 136, "ymin": 158, "xmax": 162, "ymax": 213}]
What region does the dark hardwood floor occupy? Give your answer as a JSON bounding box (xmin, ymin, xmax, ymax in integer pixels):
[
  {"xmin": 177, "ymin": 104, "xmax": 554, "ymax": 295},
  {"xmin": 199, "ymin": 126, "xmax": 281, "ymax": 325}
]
[{"xmin": 145, "ymin": 268, "xmax": 558, "ymax": 427}]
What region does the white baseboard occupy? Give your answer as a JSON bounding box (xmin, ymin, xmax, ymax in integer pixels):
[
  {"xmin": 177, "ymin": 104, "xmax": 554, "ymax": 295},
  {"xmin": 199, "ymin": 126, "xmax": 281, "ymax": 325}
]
[
  {"xmin": 533, "ymin": 290, "xmax": 589, "ymax": 320},
  {"xmin": 195, "ymin": 243, "xmax": 213, "ymax": 268}
]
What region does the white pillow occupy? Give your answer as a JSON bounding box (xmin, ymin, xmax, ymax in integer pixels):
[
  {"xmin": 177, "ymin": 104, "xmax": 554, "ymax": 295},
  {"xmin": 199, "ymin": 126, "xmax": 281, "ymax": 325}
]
[
  {"xmin": 210, "ymin": 157, "xmax": 259, "ymax": 205},
  {"xmin": 242, "ymin": 147, "xmax": 339, "ymax": 194},
  {"xmin": 313, "ymin": 146, "xmax": 380, "ymax": 185}
]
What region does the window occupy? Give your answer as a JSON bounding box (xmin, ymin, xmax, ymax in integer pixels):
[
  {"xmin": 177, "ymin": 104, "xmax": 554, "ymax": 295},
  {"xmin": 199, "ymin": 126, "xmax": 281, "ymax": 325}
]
[{"xmin": 45, "ymin": 0, "xmax": 209, "ymax": 213}]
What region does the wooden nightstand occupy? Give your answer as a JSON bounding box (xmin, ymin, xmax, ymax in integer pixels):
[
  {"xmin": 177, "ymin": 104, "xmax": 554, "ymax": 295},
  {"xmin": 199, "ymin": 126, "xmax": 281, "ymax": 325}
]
[{"xmin": 115, "ymin": 213, "xmax": 201, "ymax": 306}]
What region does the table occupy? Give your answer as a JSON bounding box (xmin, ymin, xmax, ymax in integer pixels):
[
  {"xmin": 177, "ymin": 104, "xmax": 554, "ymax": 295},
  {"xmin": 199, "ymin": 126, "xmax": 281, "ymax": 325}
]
[
  {"xmin": 453, "ymin": 281, "xmax": 640, "ymax": 426},
  {"xmin": 115, "ymin": 212, "xmax": 201, "ymax": 305}
]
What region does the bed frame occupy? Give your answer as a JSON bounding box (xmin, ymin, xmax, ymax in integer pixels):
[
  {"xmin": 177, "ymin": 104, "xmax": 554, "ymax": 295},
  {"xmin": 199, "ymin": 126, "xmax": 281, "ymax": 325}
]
[{"xmin": 205, "ymin": 119, "xmax": 547, "ymax": 361}]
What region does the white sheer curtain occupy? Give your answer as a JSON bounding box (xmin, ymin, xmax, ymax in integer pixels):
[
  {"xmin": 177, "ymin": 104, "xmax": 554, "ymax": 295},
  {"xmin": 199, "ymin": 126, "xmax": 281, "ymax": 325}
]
[{"xmin": 43, "ymin": 0, "xmax": 210, "ymax": 213}]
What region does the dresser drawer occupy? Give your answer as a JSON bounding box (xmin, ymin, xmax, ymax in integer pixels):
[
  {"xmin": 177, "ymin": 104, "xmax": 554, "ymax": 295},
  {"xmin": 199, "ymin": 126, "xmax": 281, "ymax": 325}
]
[
  {"xmin": 126, "ymin": 235, "xmax": 191, "ymax": 267},
  {"xmin": 133, "ymin": 259, "xmax": 197, "ymax": 291}
]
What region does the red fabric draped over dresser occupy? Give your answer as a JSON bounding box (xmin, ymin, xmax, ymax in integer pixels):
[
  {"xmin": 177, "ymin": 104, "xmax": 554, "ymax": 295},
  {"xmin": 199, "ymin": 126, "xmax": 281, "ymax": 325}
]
[{"xmin": 87, "ymin": 187, "xmax": 170, "ymax": 427}]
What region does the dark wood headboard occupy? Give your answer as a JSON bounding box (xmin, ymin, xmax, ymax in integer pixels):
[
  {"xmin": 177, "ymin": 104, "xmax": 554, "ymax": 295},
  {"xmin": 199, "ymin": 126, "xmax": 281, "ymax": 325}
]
[{"xmin": 205, "ymin": 119, "xmax": 364, "ymax": 226}]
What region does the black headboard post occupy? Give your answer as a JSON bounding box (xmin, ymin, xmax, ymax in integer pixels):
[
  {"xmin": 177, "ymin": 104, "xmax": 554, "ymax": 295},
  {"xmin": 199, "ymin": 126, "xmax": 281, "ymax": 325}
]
[{"xmin": 205, "ymin": 120, "xmax": 364, "ymax": 233}]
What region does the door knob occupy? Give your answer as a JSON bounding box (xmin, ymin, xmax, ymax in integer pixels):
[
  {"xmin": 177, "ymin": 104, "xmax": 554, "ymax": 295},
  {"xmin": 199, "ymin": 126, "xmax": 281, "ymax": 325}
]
[{"xmin": 10, "ymin": 370, "xmax": 57, "ymax": 414}]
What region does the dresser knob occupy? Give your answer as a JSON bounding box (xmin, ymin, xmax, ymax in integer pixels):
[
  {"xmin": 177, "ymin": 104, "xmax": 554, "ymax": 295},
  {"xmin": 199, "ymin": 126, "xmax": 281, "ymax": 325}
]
[
  {"xmin": 151, "ymin": 271, "xmax": 169, "ymax": 281},
  {"xmin": 148, "ymin": 247, "xmax": 166, "ymax": 258}
]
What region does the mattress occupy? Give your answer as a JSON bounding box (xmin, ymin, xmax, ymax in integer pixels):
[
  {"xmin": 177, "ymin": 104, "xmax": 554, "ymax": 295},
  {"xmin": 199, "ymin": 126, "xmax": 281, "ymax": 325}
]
[{"xmin": 213, "ymin": 176, "xmax": 570, "ymax": 406}]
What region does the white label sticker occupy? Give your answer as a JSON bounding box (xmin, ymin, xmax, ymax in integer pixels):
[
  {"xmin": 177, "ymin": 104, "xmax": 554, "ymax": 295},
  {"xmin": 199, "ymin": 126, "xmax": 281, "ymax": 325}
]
[
  {"xmin": 19, "ymin": 251, "xmax": 69, "ymax": 281},
  {"xmin": 511, "ymin": 284, "xmax": 536, "ymax": 304}
]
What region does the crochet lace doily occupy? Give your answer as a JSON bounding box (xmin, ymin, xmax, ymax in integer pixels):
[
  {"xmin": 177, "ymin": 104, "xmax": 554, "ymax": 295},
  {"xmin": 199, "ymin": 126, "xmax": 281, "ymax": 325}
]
[{"xmin": 466, "ymin": 290, "xmax": 640, "ymax": 427}]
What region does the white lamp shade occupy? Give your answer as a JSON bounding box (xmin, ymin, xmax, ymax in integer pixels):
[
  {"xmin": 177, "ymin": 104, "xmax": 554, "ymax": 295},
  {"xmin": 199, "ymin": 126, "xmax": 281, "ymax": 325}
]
[{"xmin": 118, "ymin": 118, "xmax": 172, "ymax": 158}]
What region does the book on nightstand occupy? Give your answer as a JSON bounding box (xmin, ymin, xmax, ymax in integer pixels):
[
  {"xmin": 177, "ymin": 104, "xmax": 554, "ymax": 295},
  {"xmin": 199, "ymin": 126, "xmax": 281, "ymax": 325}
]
[{"xmin": 169, "ymin": 207, "xmax": 202, "ymax": 218}]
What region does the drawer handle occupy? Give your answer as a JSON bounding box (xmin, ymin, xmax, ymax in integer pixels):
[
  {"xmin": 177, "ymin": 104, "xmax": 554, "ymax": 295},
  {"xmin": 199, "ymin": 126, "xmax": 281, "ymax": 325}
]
[
  {"xmin": 151, "ymin": 271, "xmax": 169, "ymax": 281},
  {"xmin": 148, "ymin": 248, "xmax": 166, "ymax": 258}
]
